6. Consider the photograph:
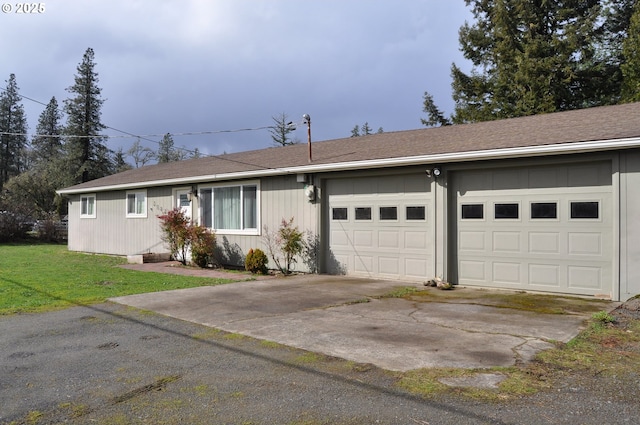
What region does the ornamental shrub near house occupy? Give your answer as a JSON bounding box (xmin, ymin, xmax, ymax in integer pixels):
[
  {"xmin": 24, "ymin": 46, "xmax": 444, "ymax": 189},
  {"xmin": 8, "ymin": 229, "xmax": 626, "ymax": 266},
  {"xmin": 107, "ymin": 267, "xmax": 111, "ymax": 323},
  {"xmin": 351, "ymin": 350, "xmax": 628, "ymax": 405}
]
[
  {"xmin": 158, "ymin": 208, "xmax": 216, "ymax": 267},
  {"xmin": 245, "ymin": 248, "xmax": 269, "ymax": 274}
]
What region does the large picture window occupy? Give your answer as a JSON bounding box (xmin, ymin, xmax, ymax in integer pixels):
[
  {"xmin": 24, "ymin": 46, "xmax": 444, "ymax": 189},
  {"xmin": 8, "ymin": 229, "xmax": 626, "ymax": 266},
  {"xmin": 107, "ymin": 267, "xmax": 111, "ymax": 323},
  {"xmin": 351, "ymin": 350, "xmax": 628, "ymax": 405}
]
[
  {"xmin": 200, "ymin": 183, "xmax": 258, "ymax": 233},
  {"xmin": 80, "ymin": 194, "xmax": 96, "ymax": 218},
  {"xmin": 126, "ymin": 190, "xmax": 147, "ymax": 217}
]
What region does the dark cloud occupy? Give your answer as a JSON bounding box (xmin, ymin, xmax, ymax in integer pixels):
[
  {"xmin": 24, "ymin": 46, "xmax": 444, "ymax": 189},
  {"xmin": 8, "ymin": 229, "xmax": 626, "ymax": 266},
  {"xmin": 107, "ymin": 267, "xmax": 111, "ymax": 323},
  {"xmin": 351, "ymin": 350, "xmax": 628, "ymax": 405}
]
[{"xmin": 1, "ymin": 0, "xmax": 471, "ymax": 158}]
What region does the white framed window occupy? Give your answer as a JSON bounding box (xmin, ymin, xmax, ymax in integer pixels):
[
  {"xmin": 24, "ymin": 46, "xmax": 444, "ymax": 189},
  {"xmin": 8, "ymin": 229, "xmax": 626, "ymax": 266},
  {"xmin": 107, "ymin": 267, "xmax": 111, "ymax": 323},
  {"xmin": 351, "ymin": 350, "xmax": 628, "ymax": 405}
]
[
  {"xmin": 80, "ymin": 194, "xmax": 96, "ymax": 218},
  {"xmin": 126, "ymin": 190, "xmax": 147, "ymax": 218},
  {"xmin": 199, "ymin": 182, "xmax": 259, "ymax": 235}
]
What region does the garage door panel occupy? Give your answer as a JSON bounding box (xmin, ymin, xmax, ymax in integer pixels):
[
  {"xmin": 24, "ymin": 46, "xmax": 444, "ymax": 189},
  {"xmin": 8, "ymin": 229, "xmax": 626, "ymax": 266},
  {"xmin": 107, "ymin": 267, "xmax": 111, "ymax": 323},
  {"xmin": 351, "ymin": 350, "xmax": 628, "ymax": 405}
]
[
  {"xmin": 327, "ymin": 174, "xmax": 434, "ymax": 281},
  {"xmin": 379, "ymin": 257, "xmax": 399, "ymax": 275},
  {"xmin": 493, "ymin": 262, "xmax": 521, "ymax": 284},
  {"xmin": 353, "ymin": 230, "xmax": 374, "ymax": 248},
  {"xmin": 529, "ymin": 264, "xmax": 560, "ymax": 287},
  {"xmin": 493, "ymin": 232, "xmax": 521, "ymax": 252},
  {"xmin": 459, "ymin": 231, "xmax": 485, "ymax": 250},
  {"xmin": 405, "ymin": 231, "xmax": 428, "ymax": 250},
  {"xmin": 529, "ymin": 232, "xmax": 560, "ymax": 253},
  {"xmin": 405, "ymin": 258, "xmax": 429, "ymax": 278},
  {"xmin": 568, "ymin": 233, "xmax": 601, "ymax": 255},
  {"xmin": 378, "ymin": 231, "xmax": 399, "ymax": 248},
  {"xmin": 568, "ymin": 266, "xmax": 602, "ymax": 290},
  {"xmin": 453, "ymin": 162, "xmax": 613, "ymax": 297}
]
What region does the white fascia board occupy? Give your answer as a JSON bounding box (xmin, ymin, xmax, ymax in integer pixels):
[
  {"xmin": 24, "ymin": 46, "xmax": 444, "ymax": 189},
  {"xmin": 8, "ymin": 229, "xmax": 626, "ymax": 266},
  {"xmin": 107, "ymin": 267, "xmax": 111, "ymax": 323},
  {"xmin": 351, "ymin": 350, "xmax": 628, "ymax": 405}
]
[{"xmin": 57, "ymin": 137, "xmax": 640, "ymax": 195}]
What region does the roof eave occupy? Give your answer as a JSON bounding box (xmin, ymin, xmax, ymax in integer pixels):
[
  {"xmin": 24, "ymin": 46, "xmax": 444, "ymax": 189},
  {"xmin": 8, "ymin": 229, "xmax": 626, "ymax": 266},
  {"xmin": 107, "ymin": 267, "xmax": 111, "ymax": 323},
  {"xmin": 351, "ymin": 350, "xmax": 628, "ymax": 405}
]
[{"xmin": 56, "ymin": 137, "xmax": 640, "ymax": 195}]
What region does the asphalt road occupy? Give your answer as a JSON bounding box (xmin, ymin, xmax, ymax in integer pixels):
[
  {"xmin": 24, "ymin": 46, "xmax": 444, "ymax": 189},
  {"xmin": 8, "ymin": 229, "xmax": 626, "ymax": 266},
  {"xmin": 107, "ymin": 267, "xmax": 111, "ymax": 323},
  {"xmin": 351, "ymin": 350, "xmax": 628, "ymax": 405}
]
[{"xmin": 2, "ymin": 302, "xmax": 639, "ymax": 425}]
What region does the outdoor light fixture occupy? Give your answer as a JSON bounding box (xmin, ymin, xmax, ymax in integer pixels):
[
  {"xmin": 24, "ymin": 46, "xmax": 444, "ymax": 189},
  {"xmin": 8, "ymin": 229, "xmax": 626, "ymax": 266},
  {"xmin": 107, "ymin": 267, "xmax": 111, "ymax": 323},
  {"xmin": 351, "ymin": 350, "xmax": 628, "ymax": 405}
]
[{"xmin": 426, "ymin": 167, "xmax": 442, "ymax": 178}]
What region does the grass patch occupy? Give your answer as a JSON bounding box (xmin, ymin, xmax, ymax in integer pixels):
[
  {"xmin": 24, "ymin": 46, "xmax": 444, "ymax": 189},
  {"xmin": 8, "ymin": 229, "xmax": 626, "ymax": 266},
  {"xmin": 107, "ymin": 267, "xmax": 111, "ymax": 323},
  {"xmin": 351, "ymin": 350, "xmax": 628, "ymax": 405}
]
[
  {"xmin": 378, "ymin": 286, "xmax": 425, "ymax": 299},
  {"xmin": 398, "ymin": 312, "xmax": 640, "ymax": 400},
  {"xmin": 397, "ymin": 286, "xmax": 610, "ymax": 315},
  {"xmin": 0, "ymin": 244, "xmax": 234, "ymax": 315}
]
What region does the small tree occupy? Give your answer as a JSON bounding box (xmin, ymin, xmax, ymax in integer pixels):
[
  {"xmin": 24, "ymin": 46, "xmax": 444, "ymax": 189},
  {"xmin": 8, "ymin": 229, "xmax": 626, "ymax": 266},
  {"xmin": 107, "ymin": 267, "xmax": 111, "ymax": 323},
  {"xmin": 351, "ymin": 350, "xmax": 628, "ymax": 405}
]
[
  {"xmin": 158, "ymin": 208, "xmax": 216, "ymax": 266},
  {"xmin": 158, "ymin": 208, "xmax": 191, "ymax": 264},
  {"xmin": 262, "ymin": 217, "xmax": 304, "ymax": 275}
]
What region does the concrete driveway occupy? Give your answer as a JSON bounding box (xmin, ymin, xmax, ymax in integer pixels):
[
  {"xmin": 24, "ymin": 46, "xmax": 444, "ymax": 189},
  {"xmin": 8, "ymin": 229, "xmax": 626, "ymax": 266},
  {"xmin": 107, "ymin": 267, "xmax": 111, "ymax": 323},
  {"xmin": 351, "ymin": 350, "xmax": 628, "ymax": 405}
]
[{"xmin": 110, "ymin": 274, "xmax": 613, "ymax": 372}]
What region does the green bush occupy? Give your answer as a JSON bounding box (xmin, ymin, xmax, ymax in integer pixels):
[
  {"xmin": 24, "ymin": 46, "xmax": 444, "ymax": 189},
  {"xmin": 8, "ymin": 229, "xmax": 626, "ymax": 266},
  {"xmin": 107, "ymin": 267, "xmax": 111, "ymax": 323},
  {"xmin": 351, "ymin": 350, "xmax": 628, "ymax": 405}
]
[
  {"xmin": 190, "ymin": 227, "xmax": 216, "ymax": 268},
  {"xmin": 245, "ymin": 248, "xmax": 269, "ymax": 274}
]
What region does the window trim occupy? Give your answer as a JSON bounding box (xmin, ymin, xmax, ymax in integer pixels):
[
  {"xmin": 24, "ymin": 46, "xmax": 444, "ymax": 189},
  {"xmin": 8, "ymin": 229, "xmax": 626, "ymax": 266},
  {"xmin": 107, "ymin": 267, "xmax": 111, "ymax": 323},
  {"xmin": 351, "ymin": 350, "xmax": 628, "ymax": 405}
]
[
  {"xmin": 461, "ymin": 203, "xmax": 484, "ymax": 220},
  {"xmin": 355, "ymin": 207, "xmax": 372, "ymax": 221},
  {"xmin": 379, "ymin": 206, "xmax": 398, "ymax": 221},
  {"xmin": 80, "ymin": 194, "xmax": 96, "ymax": 219},
  {"xmin": 126, "ymin": 190, "xmax": 147, "ymax": 218},
  {"xmin": 331, "ymin": 207, "xmax": 348, "ymax": 221},
  {"xmin": 493, "ymin": 202, "xmax": 520, "ymax": 220},
  {"xmin": 570, "ymin": 200, "xmax": 600, "ymax": 220},
  {"xmin": 530, "ymin": 201, "xmax": 559, "ymax": 220},
  {"xmin": 199, "ymin": 181, "xmax": 260, "ymax": 236},
  {"xmin": 406, "ymin": 205, "xmax": 426, "ymax": 221}
]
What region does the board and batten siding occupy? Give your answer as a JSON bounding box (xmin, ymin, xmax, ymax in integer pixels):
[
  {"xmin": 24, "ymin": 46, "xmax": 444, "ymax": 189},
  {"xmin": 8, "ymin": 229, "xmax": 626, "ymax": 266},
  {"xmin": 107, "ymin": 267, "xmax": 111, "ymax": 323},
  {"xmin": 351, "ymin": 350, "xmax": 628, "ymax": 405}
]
[
  {"xmin": 67, "ymin": 187, "xmax": 172, "ymax": 255},
  {"xmin": 201, "ymin": 175, "xmax": 320, "ymax": 271}
]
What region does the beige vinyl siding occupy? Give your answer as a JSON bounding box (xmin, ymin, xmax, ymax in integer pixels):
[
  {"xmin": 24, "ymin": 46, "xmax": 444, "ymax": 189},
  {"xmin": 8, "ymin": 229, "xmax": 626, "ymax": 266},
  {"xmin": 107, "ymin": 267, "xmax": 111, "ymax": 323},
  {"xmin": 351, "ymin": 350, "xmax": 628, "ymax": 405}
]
[
  {"xmin": 68, "ymin": 187, "xmax": 172, "ymax": 255},
  {"xmin": 203, "ymin": 175, "xmax": 319, "ymax": 271}
]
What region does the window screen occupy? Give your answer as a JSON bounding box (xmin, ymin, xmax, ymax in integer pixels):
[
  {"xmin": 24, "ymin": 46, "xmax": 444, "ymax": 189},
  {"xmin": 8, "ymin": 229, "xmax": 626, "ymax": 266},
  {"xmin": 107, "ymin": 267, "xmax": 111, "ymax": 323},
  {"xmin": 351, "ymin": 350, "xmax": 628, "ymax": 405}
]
[
  {"xmin": 571, "ymin": 201, "xmax": 599, "ymax": 219},
  {"xmin": 531, "ymin": 202, "xmax": 557, "ymax": 219},
  {"xmin": 406, "ymin": 206, "xmax": 426, "ymax": 220},
  {"xmin": 461, "ymin": 204, "xmax": 483, "ymax": 219},
  {"xmin": 379, "ymin": 206, "xmax": 397, "ymax": 220},
  {"xmin": 495, "ymin": 203, "xmax": 519, "ymax": 219}
]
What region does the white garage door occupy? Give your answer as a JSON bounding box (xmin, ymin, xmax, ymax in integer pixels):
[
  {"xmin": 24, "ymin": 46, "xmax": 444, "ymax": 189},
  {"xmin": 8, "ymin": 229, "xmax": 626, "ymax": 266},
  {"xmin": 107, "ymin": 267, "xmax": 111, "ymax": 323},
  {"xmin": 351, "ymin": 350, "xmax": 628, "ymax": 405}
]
[
  {"xmin": 326, "ymin": 174, "xmax": 433, "ymax": 281},
  {"xmin": 452, "ymin": 161, "xmax": 614, "ymax": 297}
]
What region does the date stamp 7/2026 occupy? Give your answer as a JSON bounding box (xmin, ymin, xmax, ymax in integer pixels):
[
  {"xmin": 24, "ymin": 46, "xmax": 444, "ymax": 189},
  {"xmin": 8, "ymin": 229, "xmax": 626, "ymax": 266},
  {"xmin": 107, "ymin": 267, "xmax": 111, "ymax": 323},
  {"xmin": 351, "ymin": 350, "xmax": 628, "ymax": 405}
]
[{"xmin": 2, "ymin": 3, "xmax": 46, "ymax": 13}]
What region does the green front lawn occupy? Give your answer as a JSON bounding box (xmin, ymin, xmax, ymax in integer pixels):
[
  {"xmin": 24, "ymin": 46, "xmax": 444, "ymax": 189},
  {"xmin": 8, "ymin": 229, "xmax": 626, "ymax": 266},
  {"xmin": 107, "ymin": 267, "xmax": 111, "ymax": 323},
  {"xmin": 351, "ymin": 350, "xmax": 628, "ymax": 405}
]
[{"xmin": 0, "ymin": 244, "xmax": 232, "ymax": 315}]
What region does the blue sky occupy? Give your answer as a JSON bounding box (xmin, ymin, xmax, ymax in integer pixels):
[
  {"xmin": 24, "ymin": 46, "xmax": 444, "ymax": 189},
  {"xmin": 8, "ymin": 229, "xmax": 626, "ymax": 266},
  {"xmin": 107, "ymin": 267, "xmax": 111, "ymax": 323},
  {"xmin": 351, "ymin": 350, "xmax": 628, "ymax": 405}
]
[{"xmin": 1, "ymin": 1, "xmax": 472, "ymax": 160}]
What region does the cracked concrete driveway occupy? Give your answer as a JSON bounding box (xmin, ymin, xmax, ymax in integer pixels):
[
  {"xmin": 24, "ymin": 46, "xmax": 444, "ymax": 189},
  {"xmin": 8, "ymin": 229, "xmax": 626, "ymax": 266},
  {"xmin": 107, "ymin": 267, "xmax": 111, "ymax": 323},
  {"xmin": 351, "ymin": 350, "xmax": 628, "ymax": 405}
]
[{"xmin": 110, "ymin": 274, "xmax": 612, "ymax": 372}]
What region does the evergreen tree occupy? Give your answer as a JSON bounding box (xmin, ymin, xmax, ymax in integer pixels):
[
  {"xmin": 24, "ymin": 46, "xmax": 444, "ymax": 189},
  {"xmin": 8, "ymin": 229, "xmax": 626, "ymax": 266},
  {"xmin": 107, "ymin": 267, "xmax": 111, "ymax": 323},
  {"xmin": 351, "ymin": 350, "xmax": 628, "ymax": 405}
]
[
  {"xmin": 113, "ymin": 147, "xmax": 132, "ymax": 173},
  {"xmin": 376, "ymin": 127, "xmax": 384, "ymax": 134},
  {"xmin": 191, "ymin": 147, "xmax": 202, "ymax": 159},
  {"xmin": 361, "ymin": 122, "xmax": 372, "ymax": 136},
  {"xmin": 0, "ymin": 74, "xmax": 28, "ymax": 189},
  {"xmin": 621, "ymin": 1, "xmax": 640, "ymax": 102},
  {"xmin": 350, "ymin": 125, "xmax": 360, "ymax": 137},
  {"xmin": 269, "ymin": 112, "xmax": 297, "ymax": 146},
  {"xmin": 421, "ymin": 91, "xmax": 451, "ymax": 127},
  {"xmin": 31, "ymin": 97, "xmax": 63, "ymax": 166},
  {"xmin": 449, "ymin": 0, "xmax": 614, "ymax": 123},
  {"xmin": 63, "ymin": 48, "xmax": 113, "ymax": 183},
  {"xmin": 157, "ymin": 133, "xmax": 179, "ymax": 163}
]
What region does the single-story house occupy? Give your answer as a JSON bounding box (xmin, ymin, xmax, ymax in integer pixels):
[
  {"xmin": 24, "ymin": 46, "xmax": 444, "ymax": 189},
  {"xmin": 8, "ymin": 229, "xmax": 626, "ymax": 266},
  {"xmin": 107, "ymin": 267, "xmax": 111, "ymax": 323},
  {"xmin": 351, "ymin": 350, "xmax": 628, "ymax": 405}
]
[{"xmin": 58, "ymin": 102, "xmax": 640, "ymax": 301}]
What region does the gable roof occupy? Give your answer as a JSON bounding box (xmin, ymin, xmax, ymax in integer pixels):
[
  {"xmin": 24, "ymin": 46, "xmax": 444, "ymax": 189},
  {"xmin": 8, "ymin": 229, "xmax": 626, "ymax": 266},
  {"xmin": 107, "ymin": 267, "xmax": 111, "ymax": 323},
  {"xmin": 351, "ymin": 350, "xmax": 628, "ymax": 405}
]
[{"xmin": 58, "ymin": 102, "xmax": 640, "ymax": 194}]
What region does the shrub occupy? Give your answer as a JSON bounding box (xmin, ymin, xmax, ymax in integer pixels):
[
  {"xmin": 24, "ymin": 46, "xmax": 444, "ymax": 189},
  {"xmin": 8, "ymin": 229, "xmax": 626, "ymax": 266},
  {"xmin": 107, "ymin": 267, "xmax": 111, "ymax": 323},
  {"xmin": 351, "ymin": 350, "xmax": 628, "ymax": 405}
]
[
  {"xmin": 262, "ymin": 217, "xmax": 304, "ymax": 275},
  {"xmin": 158, "ymin": 208, "xmax": 216, "ymax": 267},
  {"xmin": 245, "ymin": 248, "xmax": 269, "ymax": 274},
  {"xmin": 190, "ymin": 227, "xmax": 216, "ymax": 268}
]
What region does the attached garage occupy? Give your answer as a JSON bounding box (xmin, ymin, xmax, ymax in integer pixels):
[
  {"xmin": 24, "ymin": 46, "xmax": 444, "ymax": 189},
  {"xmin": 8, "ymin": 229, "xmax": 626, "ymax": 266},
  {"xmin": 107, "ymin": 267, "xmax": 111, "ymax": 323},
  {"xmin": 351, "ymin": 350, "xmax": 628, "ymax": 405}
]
[
  {"xmin": 449, "ymin": 160, "xmax": 614, "ymax": 297},
  {"xmin": 325, "ymin": 173, "xmax": 434, "ymax": 281}
]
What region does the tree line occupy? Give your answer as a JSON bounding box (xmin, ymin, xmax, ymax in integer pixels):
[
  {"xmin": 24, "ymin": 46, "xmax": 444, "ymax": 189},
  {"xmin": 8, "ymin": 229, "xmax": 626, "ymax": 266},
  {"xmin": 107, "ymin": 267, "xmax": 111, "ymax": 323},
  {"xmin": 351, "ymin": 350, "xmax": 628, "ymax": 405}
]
[
  {"xmin": 0, "ymin": 48, "xmax": 198, "ymax": 239},
  {"xmin": 422, "ymin": 0, "xmax": 640, "ymax": 126},
  {"xmin": 2, "ymin": 1, "xmax": 640, "ymax": 239}
]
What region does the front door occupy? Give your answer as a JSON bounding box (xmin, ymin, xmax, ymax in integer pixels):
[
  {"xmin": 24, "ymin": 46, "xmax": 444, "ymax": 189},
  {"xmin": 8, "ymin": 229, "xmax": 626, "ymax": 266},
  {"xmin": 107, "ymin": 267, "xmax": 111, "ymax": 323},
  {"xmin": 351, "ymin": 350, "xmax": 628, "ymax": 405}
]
[{"xmin": 176, "ymin": 189, "xmax": 192, "ymax": 219}]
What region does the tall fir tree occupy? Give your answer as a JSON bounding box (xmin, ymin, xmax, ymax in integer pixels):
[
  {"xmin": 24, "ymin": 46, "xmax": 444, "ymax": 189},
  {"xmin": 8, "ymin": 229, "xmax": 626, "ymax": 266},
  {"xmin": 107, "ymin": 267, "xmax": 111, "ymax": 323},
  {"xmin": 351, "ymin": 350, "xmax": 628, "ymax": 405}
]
[
  {"xmin": 157, "ymin": 133, "xmax": 181, "ymax": 163},
  {"xmin": 31, "ymin": 97, "xmax": 63, "ymax": 166},
  {"xmin": 621, "ymin": 1, "xmax": 640, "ymax": 102},
  {"xmin": 0, "ymin": 74, "xmax": 28, "ymax": 188},
  {"xmin": 63, "ymin": 48, "xmax": 113, "ymax": 183},
  {"xmin": 449, "ymin": 0, "xmax": 616, "ymax": 123}
]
